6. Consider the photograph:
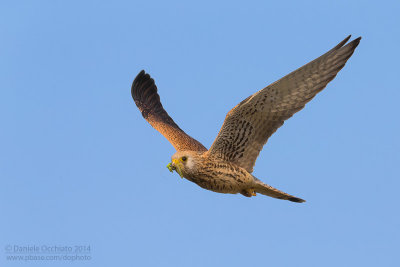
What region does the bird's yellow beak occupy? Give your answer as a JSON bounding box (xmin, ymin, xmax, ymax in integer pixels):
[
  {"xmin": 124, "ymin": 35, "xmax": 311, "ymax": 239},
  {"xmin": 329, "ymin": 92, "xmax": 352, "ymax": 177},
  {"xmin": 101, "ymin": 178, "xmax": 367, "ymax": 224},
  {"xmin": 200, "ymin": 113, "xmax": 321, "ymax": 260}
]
[{"xmin": 166, "ymin": 159, "xmax": 184, "ymax": 178}]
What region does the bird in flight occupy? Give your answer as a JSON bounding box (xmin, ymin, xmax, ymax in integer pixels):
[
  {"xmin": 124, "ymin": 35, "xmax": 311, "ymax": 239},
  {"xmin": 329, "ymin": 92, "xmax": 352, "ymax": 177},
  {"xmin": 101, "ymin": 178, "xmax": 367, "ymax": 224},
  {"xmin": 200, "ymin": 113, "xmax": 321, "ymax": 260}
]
[{"xmin": 131, "ymin": 35, "xmax": 361, "ymax": 203}]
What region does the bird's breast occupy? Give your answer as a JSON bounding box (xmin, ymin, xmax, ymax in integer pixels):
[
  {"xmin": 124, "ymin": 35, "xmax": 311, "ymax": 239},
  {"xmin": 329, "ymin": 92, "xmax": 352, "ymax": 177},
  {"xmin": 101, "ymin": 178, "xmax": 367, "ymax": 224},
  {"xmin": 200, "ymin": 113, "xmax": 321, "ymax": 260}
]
[{"xmin": 185, "ymin": 160, "xmax": 253, "ymax": 194}]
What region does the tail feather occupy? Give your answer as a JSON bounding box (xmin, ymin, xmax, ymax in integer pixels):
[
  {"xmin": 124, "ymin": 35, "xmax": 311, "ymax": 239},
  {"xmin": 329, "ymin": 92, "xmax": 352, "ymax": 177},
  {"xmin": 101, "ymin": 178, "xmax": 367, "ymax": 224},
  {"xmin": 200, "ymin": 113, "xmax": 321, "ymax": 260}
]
[{"xmin": 254, "ymin": 179, "xmax": 305, "ymax": 203}]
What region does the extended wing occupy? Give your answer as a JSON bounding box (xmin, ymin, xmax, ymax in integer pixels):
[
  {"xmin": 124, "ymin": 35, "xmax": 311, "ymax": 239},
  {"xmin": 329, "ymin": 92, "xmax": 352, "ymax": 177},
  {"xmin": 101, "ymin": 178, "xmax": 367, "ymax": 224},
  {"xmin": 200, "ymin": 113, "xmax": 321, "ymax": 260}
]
[
  {"xmin": 131, "ymin": 70, "xmax": 207, "ymax": 152},
  {"xmin": 206, "ymin": 36, "xmax": 361, "ymax": 172}
]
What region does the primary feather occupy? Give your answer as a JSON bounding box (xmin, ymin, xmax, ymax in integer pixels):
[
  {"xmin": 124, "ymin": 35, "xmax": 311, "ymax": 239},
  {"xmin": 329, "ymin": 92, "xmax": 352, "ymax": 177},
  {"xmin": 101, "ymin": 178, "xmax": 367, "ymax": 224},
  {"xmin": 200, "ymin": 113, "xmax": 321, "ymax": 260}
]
[{"xmin": 206, "ymin": 36, "xmax": 361, "ymax": 172}]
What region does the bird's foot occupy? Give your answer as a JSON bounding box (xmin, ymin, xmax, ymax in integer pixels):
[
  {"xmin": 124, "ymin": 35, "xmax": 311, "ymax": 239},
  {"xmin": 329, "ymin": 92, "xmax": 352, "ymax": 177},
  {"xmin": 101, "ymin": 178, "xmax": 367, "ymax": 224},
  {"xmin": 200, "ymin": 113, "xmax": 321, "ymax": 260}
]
[{"xmin": 240, "ymin": 188, "xmax": 257, "ymax": 197}]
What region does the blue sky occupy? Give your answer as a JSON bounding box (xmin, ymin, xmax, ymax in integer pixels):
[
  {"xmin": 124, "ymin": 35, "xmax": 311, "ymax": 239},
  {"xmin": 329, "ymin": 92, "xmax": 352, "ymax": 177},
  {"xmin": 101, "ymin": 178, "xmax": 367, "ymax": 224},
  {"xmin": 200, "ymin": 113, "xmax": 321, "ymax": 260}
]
[{"xmin": 1, "ymin": 0, "xmax": 399, "ymax": 266}]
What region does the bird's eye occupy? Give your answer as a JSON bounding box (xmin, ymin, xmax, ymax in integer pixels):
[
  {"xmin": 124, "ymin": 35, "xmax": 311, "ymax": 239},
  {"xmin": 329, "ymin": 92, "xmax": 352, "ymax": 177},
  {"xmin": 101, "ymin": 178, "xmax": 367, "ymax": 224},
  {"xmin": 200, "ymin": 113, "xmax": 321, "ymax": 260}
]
[{"xmin": 181, "ymin": 156, "xmax": 187, "ymax": 162}]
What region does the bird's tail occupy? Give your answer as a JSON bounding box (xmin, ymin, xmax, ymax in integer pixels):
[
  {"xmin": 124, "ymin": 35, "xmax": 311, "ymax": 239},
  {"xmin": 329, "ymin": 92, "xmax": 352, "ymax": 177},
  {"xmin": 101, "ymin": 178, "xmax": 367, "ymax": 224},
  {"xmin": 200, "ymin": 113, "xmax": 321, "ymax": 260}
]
[{"xmin": 253, "ymin": 178, "xmax": 305, "ymax": 203}]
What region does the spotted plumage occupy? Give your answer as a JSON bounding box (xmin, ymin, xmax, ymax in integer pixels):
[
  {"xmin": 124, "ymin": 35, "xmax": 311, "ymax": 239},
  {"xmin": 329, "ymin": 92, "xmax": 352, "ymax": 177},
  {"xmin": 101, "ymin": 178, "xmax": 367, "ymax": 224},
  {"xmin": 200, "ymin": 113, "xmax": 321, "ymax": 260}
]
[{"xmin": 131, "ymin": 35, "xmax": 361, "ymax": 203}]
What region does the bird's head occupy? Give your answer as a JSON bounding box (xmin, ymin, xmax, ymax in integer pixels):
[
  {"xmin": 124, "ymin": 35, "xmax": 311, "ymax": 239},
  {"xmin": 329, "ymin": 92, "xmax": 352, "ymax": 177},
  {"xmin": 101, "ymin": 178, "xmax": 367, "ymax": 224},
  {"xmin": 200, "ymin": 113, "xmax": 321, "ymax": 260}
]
[{"xmin": 166, "ymin": 151, "xmax": 201, "ymax": 178}]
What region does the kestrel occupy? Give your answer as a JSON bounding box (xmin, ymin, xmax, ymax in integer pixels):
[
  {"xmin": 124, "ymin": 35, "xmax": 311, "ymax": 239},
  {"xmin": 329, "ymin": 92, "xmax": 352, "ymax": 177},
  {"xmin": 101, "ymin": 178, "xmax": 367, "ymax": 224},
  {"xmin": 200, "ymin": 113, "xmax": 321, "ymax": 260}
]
[{"xmin": 132, "ymin": 35, "xmax": 361, "ymax": 203}]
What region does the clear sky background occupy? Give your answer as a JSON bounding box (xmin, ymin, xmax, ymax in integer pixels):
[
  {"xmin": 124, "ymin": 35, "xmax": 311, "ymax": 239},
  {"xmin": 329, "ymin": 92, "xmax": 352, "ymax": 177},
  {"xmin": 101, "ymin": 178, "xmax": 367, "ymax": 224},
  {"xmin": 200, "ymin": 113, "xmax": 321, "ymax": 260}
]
[{"xmin": 1, "ymin": 0, "xmax": 399, "ymax": 266}]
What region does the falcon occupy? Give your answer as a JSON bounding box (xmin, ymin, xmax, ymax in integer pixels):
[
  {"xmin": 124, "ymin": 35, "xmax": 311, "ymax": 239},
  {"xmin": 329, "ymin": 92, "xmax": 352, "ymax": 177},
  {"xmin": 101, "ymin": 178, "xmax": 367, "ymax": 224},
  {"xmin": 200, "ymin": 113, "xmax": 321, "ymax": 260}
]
[{"xmin": 131, "ymin": 35, "xmax": 361, "ymax": 203}]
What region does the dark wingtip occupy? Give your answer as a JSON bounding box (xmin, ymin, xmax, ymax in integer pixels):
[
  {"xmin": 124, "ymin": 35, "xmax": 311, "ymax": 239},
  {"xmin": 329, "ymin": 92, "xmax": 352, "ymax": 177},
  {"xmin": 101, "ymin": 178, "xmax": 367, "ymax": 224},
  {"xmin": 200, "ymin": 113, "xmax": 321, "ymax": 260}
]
[
  {"xmin": 343, "ymin": 35, "xmax": 362, "ymax": 48},
  {"xmin": 333, "ymin": 35, "xmax": 352, "ymax": 50},
  {"xmin": 343, "ymin": 34, "xmax": 352, "ymax": 43},
  {"xmin": 352, "ymin": 36, "xmax": 362, "ymax": 47},
  {"xmin": 131, "ymin": 70, "xmax": 157, "ymax": 101},
  {"xmin": 131, "ymin": 70, "xmax": 161, "ymax": 119},
  {"xmin": 340, "ymin": 36, "xmax": 361, "ymax": 55},
  {"xmin": 332, "ymin": 35, "xmax": 362, "ymax": 52},
  {"xmin": 288, "ymin": 197, "xmax": 306, "ymax": 203},
  {"xmin": 131, "ymin": 70, "xmax": 149, "ymax": 99}
]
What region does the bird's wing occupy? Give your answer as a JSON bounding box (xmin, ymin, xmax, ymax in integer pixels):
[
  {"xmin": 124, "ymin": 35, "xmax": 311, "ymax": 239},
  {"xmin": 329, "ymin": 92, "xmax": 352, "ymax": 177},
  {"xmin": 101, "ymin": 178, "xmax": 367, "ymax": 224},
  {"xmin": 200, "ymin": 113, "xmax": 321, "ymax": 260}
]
[
  {"xmin": 206, "ymin": 36, "xmax": 361, "ymax": 172},
  {"xmin": 132, "ymin": 70, "xmax": 207, "ymax": 152}
]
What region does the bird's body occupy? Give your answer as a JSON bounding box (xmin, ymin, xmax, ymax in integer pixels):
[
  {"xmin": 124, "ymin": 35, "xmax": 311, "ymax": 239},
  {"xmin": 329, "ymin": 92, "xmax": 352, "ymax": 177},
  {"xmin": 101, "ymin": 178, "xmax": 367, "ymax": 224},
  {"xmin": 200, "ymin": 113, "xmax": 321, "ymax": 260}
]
[
  {"xmin": 173, "ymin": 152, "xmax": 251, "ymax": 194},
  {"xmin": 131, "ymin": 35, "xmax": 361, "ymax": 203},
  {"xmin": 169, "ymin": 151, "xmax": 305, "ymax": 202}
]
